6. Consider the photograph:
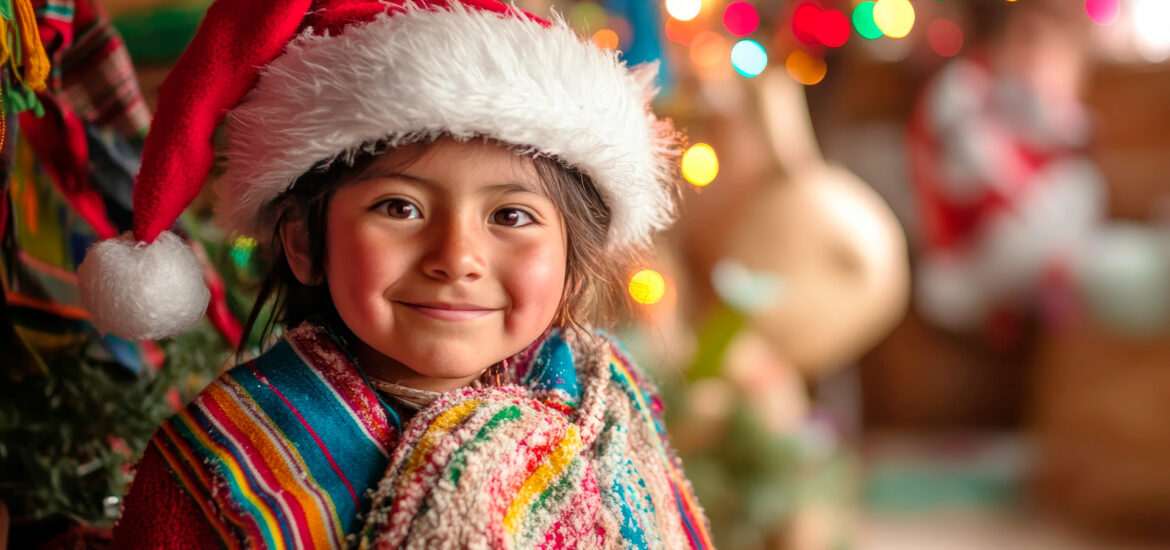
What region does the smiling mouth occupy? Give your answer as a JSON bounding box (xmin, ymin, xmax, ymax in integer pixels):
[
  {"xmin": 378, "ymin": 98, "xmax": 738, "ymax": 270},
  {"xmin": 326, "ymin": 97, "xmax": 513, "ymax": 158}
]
[{"xmin": 398, "ymin": 302, "xmax": 495, "ymax": 321}]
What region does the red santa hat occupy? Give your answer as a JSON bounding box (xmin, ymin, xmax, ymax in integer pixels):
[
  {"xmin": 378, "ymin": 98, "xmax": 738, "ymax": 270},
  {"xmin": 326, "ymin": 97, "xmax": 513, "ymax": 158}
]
[{"xmin": 78, "ymin": 0, "xmax": 681, "ymax": 341}]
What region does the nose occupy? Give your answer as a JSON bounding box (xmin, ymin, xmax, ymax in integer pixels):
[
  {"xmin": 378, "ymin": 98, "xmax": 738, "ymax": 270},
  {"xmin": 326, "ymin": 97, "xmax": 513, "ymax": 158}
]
[{"xmin": 420, "ymin": 213, "xmax": 485, "ymax": 282}]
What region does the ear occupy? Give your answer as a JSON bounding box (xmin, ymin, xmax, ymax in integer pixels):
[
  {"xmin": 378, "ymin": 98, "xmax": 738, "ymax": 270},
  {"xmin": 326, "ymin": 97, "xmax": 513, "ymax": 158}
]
[{"xmin": 279, "ymin": 214, "xmax": 316, "ymax": 285}]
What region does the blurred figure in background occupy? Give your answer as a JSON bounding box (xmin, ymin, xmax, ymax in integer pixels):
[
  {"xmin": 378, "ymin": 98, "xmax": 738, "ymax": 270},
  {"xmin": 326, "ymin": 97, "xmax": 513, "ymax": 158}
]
[{"xmin": 908, "ymin": 0, "xmax": 1105, "ymax": 343}]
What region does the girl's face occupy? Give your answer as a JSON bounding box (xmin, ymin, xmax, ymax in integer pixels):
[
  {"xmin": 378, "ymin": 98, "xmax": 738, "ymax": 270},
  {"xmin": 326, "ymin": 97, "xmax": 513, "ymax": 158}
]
[{"xmin": 319, "ymin": 138, "xmax": 567, "ymax": 391}]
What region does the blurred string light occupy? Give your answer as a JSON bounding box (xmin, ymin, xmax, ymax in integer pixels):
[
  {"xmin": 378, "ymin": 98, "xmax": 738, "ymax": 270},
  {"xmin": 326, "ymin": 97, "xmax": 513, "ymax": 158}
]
[
  {"xmin": 814, "ymin": 9, "xmax": 850, "ymax": 48},
  {"xmin": 873, "ymin": 0, "xmax": 914, "ymax": 39},
  {"xmin": 690, "ymin": 31, "xmax": 730, "ymax": 72},
  {"xmin": 722, "ymin": 1, "xmax": 759, "ymax": 37},
  {"xmin": 1132, "ymin": 0, "xmax": 1170, "ymax": 62},
  {"xmin": 730, "ymin": 39, "xmax": 768, "ymax": 77},
  {"xmin": 790, "ymin": 3, "xmax": 849, "ymax": 48},
  {"xmin": 1085, "ymin": 0, "xmax": 1121, "ymax": 25},
  {"xmin": 654, "ymin": 0, "xmax": 1018, "ymax": 88},
  {"xmin": 926, "ymin": 18, "xmax": 963, "ymax": 57},
  {"xmin": 629, "ymin": 269, "xmax": 667, "ymax": 305},
  {"xmin": 852, "ymin": 1, "xmax": 883, "ymax": 40},
  {"xmin": 791, "ymin": 2, "xmax": 821, "ymax": 45},
  {"xmin": 681, "ymin": 143, "xmax": 719, "ymax": 186},
  {"xmin": 785, "ymin": 49, "xmax": 827, "ymax": 85},
  {"xmin": 665, "ymin": 0, "xmax": 702, "ymax": 22},
  {"xmin": 592, "ymin": 28, "xmax": 620, "ymax": 49},
  {"xmin": 647, "ymin": 0, "xmax": 1162, "ymax": 89}
]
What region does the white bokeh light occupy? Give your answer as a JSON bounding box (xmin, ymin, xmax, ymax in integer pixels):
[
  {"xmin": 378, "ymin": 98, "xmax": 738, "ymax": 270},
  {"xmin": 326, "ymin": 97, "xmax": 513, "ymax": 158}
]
[
  {"xmin": 665, "ymin": 0, "xmax": 702, "ymax": 22},
  {"xmin": 1132, "ymin": 0, "xmax": 1170, "ymax": 62}
]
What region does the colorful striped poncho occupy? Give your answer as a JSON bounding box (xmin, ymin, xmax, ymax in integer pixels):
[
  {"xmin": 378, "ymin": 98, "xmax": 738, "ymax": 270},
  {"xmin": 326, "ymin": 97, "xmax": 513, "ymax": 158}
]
[{"xmin": 114, "ymin": 322, "xmax": 713, "ymax": 549}]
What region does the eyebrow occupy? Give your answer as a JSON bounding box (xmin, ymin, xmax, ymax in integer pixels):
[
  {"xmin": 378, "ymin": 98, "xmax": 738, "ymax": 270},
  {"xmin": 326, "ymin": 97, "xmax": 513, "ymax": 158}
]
[
  {"xmin": 481, "ymin": 182, "xmax": 547, "ymax": 197},
  {"xmin": 358, "ymin": 171, "xmax": 548, "ymax": 198}
]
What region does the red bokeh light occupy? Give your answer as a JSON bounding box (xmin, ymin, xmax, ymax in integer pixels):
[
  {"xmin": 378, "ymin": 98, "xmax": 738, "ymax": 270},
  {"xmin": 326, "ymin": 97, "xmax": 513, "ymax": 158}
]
[
  {"xmin": 814, "ymin": 9, "xmax": 849, "ymax": 48},
  {"xmin": 926, "ymin": 18, "xmax": 963, "ymax": 57},
  {"xmin": 723, "ymin": 1, "xmax": 760, "ymax": 37},
  {"xmin": 792, "ymin": 3, "xmax": 822, "ymax": 46}
]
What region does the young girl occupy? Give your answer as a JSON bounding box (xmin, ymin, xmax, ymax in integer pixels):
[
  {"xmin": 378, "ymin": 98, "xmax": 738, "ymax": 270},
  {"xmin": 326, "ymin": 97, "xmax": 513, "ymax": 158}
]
[{"xmin": 78, "ymin": 0, "xmax": 713, "ymax": 548}]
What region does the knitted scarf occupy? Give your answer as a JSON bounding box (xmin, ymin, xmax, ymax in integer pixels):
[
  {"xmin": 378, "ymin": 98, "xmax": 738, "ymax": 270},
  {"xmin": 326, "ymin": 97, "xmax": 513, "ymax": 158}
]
[{"xmin": 151, "ymin": 322, "xmax": 712, "ymax": 549}]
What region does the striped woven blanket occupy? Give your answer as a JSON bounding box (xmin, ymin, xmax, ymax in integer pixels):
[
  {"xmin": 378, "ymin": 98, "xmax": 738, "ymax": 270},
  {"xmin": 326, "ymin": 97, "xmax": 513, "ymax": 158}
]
[{"xmin": 151, "ymin": 322, "xmax": 712, "ymax": 549}]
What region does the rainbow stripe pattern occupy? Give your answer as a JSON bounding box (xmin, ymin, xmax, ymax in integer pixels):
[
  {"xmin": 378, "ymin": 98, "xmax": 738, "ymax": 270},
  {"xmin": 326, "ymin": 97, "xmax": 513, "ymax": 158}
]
[
  {"xmin": 359, "ymin": 331, "xmax": 713, "ymax": 549},
  {"xmin": 152, "ymin": 324, "xmax": 395, "ymax": 549},
  {"xmin": 147, "ymin": 324, "xmax": 711, "ymax": 548}
]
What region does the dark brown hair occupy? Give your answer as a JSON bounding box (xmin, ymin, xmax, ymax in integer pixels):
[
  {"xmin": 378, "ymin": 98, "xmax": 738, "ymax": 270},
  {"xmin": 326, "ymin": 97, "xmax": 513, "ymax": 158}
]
[{"xmin": 238, "ymin": 137, "xmax": 642, "ymax": 356}]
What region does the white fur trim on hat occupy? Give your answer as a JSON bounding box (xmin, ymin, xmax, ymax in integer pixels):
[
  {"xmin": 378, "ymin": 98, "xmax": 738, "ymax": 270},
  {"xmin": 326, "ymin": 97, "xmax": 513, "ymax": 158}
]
[
  {"xmin": 78, "ymin": 231, "xmax": 210, "ymax": 340},
  {"xmin": 215, "ymin": 4, "xmax": 678, "ymax": 249}
]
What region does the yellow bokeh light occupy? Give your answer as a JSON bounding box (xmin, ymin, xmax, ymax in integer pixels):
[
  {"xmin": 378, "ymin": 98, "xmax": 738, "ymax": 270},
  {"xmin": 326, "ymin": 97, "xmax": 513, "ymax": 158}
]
[
  {"xmin": 873, "ymin": 0, "xmax": 915, "ymax": 39},
  {"xmin": 665, "ymin": 0, "xmax": 702, "ymax": 22},
  {"xmin": 629, "ymin": 269, "xmax": 667, "ymax": 305},
  {"xmin": 592, "ymin": 29, "xmax": 619, "ymax": 50},
  {"xmin": 681, "ymin": 143, "xmax": 719, "ymax": 186},
  {"xmin": 785, "ymin": 50, "xmax": 827, "ymax": 85}
]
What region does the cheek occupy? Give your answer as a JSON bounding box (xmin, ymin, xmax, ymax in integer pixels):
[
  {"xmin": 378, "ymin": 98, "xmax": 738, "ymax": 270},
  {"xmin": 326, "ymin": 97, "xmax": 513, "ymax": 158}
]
[
  {"xmin": 324, "ymin": 211, "xmax": 401, "ymax": 314},
  {"xmin": 504, "ymin": 241, "xmax": 567, "ymax": 324}
]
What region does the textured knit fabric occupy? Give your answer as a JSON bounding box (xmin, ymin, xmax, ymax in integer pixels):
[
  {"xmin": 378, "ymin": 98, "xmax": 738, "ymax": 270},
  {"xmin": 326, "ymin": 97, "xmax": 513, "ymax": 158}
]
[
  {"xmin": 114, "ymin": 323, "xmax": 713, "ymax": 549},
  {"xmin": 19, "ymin": 0, "xmax": 150, "ymax": 240},
  {"xmin": 143, "ymin": 323, "xmax": 396, "ymax": 549},
  {"xmin": 112, "ymin": 443, "xmax": 224, "ymax": 549},
  {"xmin": 359, "ymin": 331, "xmax": 712, "ymax": 549},
  {"xmin": 36, "ymin": 0, "xmax": 150, "ymax": 137}
]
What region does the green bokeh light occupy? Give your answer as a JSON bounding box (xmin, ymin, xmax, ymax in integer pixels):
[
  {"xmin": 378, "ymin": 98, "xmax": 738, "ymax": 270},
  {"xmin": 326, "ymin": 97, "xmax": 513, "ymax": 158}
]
[{"xmin": 852, "ymin": 1, "xmax": 883, "ymax": 40}]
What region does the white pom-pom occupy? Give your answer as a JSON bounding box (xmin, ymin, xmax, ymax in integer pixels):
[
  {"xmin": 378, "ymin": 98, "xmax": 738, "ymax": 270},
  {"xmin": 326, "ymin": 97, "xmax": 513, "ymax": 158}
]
[{"xmin": 78, "ymin": 230, "xmax": 210, "ymax": 340}]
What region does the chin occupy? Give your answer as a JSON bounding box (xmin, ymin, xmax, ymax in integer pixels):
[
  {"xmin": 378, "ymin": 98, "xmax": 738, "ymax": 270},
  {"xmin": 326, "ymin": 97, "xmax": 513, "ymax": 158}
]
[{"xmin": 399, "ymin": 346, "xmax": 498, "ymax": 379}]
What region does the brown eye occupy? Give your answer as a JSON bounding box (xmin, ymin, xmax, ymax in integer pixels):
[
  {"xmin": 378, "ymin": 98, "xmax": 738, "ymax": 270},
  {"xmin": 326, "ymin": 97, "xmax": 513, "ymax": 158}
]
[
  {"xmin": 492, "ymin": 208, "xmax": 534, "ymax": 227},
  {"xmin": 378, "ymin": 199, "xmax": 421, "ymax": 220}
]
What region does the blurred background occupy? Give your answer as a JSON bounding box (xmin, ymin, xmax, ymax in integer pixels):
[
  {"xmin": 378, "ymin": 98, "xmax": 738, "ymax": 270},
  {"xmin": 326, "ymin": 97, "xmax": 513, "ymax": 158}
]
[{"xmin": 2, "ymin": 0, "xmax": 1169, "ymax": 548}]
